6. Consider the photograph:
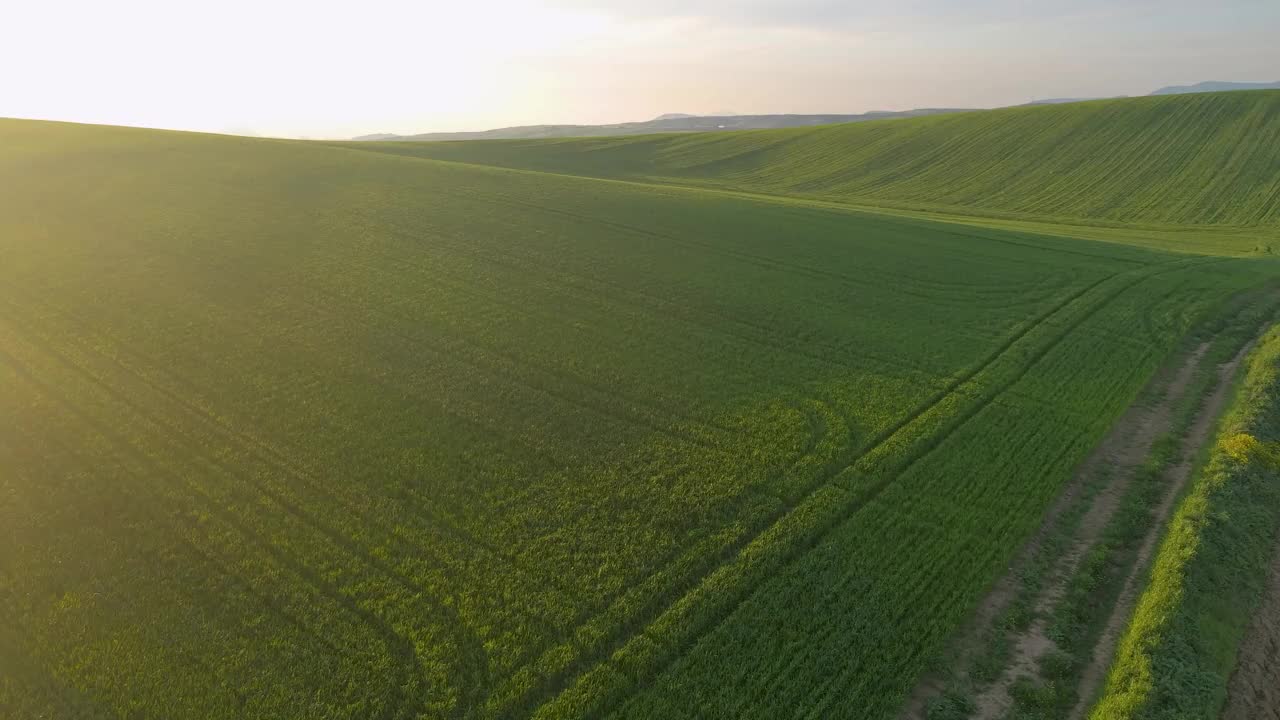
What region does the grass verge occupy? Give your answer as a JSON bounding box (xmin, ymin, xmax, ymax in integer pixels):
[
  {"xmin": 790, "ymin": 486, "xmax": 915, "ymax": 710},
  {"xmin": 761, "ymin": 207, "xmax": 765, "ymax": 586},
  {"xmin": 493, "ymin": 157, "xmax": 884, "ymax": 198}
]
[{"xmin": 1090, "ymin": 312, "xmax": 1280, "ymax": 719}]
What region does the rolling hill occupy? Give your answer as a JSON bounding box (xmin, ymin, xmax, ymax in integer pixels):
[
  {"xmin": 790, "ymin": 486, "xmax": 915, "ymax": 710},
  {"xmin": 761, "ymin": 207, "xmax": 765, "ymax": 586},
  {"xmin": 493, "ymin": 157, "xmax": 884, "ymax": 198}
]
[
  {"xmin": 337, "ymin": 91, "xmax": 1280, "ymax": 249},
  {"xmin": 2, "ymin": 91, "xmax": 1279, "ymax": 720}
]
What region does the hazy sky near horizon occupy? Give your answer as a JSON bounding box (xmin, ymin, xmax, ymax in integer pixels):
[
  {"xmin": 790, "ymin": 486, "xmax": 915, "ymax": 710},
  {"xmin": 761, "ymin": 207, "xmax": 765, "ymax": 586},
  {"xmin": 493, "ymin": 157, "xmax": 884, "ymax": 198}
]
[{"xmin": 4, "ymin": 0, "xmax": 1278, "ymax": 138}]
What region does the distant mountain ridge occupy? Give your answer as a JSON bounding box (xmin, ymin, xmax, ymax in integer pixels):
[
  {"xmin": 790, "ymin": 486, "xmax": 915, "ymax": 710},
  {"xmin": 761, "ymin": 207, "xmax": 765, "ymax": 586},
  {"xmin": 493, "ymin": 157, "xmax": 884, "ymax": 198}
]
[
  {"xmin": 356, "ymin": 109, "xmax": 969, "ymax": 142},
  {"xmin": 1022, "ymin": 81, "xmax": 1280, "ymax": 106},
  {"xmin": 1149, "ymin": 80, "xmax": 1280, "ymax": 95},
  {"xmin": 1021, "ymin": 96, "xmax": 1126, "ymax": 106}
]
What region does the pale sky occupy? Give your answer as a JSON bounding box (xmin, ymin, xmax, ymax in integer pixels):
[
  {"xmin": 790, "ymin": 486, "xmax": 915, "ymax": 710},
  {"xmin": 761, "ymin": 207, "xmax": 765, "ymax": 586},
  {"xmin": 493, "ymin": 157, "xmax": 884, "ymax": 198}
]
[{"xmin": 3, "ymin": 0, "xmax": 1277, "ymax": 138}]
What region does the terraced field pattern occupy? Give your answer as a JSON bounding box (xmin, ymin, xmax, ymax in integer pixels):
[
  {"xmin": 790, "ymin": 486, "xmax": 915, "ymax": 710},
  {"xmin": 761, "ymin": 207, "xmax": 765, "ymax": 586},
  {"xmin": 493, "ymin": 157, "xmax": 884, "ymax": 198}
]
[{"xmin": 2, "ymin": 90, "xmax": 1279, "ymax": 719}]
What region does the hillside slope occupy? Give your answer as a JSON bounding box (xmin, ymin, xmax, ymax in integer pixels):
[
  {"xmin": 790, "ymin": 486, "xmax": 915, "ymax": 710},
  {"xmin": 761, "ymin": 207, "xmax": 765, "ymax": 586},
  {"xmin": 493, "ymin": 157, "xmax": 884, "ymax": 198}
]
[
  {"xmin": 1, "ymin": 118, "xmax": 1276, "ymax": 720},
  {"xmin": 340, "ymin": 91, "xmax": 1280, "ymax": 233}
]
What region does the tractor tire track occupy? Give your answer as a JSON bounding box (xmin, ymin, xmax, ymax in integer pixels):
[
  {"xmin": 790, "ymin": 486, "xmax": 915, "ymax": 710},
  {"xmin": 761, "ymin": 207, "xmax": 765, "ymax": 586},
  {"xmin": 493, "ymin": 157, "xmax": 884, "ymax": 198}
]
[
  {"xmin": 1067, "ymin": 339, "xmax": 1255, "ymax": 719},
  {"xmin": 969, "ymin": 340, "xmax": 1212, "ymax": 719},
  {"xmin": 0, "ymin": 325, "xmax": 446, "ymax": 720},
  {"xmin": 522, "ymin": 258, "xmax": 1213, "ymax": 718}
]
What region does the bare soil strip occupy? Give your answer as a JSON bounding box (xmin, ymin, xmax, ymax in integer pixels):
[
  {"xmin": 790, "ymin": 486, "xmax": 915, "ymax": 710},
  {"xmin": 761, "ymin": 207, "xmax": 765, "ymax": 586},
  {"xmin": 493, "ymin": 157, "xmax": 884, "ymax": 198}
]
[
  {"xmin": 973, "ymin": 342, "xmax": 1218, "ymax": 719},
  {"xmin": 1220, "ymin": 534, "xmax": 1280, "ymax": 720},
  {"xmin": 1065, "ymin": 342, "xmax": 1255, "ymax": 720},
  {"xmin": 899, "ymin": 340, "xmax": 1211, "ymax": 720}
]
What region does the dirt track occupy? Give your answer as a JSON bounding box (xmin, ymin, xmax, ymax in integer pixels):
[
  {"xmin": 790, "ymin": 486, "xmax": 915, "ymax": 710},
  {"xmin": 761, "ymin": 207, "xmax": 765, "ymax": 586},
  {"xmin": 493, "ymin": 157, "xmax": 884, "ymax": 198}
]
[
  {"xmin": 899, "ymin": 341, "xmax": 1211, "ymax": 720},
  {"xmin": 975, "ymin": 342, "xmax": 1218, "ymax": 719},
  {"xmin": 1065, "ymin": 341, "xmax": 1254, "ymax": 719}
]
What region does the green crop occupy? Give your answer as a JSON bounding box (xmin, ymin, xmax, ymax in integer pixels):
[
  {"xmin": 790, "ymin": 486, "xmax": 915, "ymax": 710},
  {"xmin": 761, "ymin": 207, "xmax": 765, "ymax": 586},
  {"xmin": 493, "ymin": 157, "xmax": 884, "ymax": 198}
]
[
  {"xmin": 340, "ymin": 90, "xmax": 1280, "ymax": 256},
  {"xmin": 0, "ymin": 93, "xmax": 1277, "ymax": 720}
]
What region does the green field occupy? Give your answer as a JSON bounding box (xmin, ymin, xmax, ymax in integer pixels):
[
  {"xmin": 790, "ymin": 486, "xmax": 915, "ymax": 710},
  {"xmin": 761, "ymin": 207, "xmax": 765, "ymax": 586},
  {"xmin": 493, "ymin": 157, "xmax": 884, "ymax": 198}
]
[
  {"xmin": 2, "ymin": 92, "xmax": 1278, "ymax": 719},
  {"xmin": 338, "ymin": 90, "xmax": 1280, "ymax": 256}
]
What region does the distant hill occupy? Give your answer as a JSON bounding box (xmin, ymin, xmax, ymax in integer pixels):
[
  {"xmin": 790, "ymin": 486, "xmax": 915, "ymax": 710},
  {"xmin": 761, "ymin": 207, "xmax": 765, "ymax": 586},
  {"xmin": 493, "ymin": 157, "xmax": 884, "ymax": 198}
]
[
  {"xmin": 1012, "ymin": 80, "xmax": 1280, "ymax": 109},
  {"xmin": 355, "ymin": 108, "xmax": 971, "ymax": 142},
  {"xmin": 1023, "ymin": 97, "xmax": 1099, "ymax": 106},
  {"xmin": 340, "ymin": 90, "xmax": 1280, "ymax": 233},
  {"xmin": 1150, "ymin": 80, "xmax": 1280, "ymax": 95},
  {"xmin": 1024, "ymin": 81, "xmax": 1280, "ymax": 105},
  {"xmin": 1021, "ymin": 96, "xmax": 1127, "ymax": 106}
]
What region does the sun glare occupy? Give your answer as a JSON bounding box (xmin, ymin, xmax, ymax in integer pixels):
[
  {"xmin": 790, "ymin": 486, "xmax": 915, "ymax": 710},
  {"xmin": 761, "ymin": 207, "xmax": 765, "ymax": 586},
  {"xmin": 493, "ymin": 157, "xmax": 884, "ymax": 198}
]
[{"xmin": 3, "ymin": 0, "xmax": 613, "ymax": 136}]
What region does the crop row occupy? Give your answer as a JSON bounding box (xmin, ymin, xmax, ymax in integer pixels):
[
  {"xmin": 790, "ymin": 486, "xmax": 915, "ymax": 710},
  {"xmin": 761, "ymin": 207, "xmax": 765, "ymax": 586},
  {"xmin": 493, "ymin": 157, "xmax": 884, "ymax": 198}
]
[
  {"xmin": 536, "ymin": 261, "xmax": 1274, "ymax": 718},
  {"xmin": 348, "ymin": 91, "xmax": 1280, "ymax": 232},
  {"xmin": 3, "ymin": 119, "xmax": 1276, "ymax": 718}
]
